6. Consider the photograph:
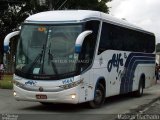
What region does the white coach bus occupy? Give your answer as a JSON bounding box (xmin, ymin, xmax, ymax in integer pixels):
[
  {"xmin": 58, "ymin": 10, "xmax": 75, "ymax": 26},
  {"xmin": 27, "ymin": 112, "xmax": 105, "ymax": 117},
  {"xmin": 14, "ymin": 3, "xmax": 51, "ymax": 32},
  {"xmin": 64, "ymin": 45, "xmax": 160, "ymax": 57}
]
[{"xmin": 4, "ymin": 10, "xmax": 156, "ymax": 108}]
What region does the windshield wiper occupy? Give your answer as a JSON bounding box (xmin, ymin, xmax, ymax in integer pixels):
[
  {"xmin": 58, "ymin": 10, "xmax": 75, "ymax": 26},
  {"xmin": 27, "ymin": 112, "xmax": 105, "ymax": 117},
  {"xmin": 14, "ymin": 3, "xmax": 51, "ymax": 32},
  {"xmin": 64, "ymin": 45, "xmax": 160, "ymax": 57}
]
[
  {"xmin": 27, "ymin": 45, "xmax": 45, "ymax": 74},
  {"xmin": 48, "ymin": 43, "xmax": 58, "ymax": 75}
]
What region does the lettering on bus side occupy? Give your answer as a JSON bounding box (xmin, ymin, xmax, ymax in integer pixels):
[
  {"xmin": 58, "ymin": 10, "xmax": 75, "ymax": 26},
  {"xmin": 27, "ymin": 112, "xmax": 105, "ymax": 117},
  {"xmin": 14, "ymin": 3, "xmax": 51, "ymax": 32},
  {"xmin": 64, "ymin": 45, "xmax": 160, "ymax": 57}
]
[
  {"xmin": 107, "ymin": 53, "xmax": 124, "ymax": 73},
  {"xmin": 62, "ymin": 78, "xmax": 74, "ymax": 85}
]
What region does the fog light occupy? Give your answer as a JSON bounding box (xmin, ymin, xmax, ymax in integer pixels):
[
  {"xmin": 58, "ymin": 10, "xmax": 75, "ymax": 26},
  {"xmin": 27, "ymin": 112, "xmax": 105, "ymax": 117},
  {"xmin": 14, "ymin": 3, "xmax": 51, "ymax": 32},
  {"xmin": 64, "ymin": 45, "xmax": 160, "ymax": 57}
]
[
  {"xmin": 13, "ymin": 91, "xmax": 17, "ymax": 96},
  {"xmin": 71, "ymin": 94, "xmax": 76, "ymax": 99}
]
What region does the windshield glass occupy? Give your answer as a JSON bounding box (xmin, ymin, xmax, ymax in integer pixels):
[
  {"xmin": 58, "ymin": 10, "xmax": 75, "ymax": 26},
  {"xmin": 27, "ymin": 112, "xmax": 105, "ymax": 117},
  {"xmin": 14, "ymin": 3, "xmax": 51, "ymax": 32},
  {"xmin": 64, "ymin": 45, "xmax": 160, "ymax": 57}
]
[{"xmin": 15, "ymin": 24, "xmax": 82, "ymax": 79}]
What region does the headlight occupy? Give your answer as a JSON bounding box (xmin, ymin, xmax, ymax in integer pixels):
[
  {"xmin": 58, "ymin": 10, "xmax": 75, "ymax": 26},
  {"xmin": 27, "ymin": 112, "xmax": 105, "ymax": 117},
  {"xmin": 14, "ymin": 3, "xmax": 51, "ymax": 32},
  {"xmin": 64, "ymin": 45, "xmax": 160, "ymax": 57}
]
[
  {"xmin": 12, "ymin": 80, "xmax": 24, "ymax": 87},
  {"xmin": 71, "ymin": 94, "xmax": 76, "ymax": 99},
  {"xmin": 13, "ymin": 91, "xmax": 17, "ymax": 96},
  {"xmin": 59, "ymin": 79, "xmax": 83, "ymax": 89}
]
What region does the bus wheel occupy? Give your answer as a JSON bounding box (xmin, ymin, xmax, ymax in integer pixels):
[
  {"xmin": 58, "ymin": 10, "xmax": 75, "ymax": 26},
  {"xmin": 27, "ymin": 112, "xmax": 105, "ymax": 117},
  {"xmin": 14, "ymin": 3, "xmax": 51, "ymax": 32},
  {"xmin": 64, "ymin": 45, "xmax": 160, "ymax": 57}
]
[
  {"xmin": 89, "ymin": 83, "xmax": 105, "ymax": 108},
  {"xmin": 134, "ymin": 79, "xmax": 144, "ymax": 97}
]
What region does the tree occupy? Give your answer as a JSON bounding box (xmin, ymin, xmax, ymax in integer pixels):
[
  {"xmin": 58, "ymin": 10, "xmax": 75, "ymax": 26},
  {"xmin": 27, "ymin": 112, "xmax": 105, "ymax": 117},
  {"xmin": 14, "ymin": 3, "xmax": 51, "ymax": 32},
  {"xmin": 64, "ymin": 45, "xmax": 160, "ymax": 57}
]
[
  {"xmin": 64, "ymin": 0, "xmax": 111, "ymax": 13},
  {"xmin": 0, "ymin": 0, "xmax": 48, "ymax": 72},
  {"xmin": 48, "ymin": 0, "xmax": 111, "ymax": 12}
]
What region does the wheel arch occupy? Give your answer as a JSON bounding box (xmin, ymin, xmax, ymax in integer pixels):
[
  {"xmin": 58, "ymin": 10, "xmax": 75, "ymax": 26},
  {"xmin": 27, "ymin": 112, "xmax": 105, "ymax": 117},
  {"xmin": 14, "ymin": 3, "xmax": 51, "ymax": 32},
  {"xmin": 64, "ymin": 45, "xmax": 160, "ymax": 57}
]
[
  {"xmin": 95, "ymin": 77, "xmax": 106, "ymax": 96},
  {"xmin": 89, "ymin": 77, "xmax": 106, "ymax": 108}
]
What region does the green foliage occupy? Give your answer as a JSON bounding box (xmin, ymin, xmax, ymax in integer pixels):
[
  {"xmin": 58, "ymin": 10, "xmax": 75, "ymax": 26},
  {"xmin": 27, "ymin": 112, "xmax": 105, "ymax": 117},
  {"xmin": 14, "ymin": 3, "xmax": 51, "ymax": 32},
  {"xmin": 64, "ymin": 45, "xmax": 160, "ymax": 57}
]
[
  {"xmin": 0, "ymin": 0, "xmax": 48, "ymax": 63},
  {"xmin": 0, "ymin": 0, "xmax": 48, "ymax": 36},
  {"xmin": 0, "ymin": 80, "xmax": 13, "ymax": 89},
  {"xmin": 45, "ymin": 0, "xmax": 111, "ymax": 12},
  {"xmin": 0, "ymin": 75, "xmax": 13, "ymax": 89},
  {"xmin": 65, "ymin": 0, "xmax": 111, "ymax": 13}
]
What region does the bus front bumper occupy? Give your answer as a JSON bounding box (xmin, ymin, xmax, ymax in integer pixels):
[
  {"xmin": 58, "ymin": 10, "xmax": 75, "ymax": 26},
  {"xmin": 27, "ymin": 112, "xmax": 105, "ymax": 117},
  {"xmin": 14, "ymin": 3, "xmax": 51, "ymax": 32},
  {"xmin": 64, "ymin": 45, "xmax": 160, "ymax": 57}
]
[{"xmin": 13, "ymin": 85, "xmax": 79, "ymax": 104}]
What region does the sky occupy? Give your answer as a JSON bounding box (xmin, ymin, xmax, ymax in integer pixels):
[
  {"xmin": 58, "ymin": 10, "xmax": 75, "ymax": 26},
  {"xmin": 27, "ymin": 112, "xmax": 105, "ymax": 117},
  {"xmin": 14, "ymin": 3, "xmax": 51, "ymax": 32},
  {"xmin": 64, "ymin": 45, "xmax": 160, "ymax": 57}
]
[{"xmin": 106, "ymin": 0, "xmax": 160, "ymax": 43}]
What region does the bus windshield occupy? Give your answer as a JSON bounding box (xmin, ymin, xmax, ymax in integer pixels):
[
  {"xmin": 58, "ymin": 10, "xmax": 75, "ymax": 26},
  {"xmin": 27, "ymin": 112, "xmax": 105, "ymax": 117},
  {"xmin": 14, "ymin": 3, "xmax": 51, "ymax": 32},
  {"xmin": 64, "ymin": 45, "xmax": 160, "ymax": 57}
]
[{"xmin": 15, "ymin": 24, "xmax": 82, "ymax": 79}]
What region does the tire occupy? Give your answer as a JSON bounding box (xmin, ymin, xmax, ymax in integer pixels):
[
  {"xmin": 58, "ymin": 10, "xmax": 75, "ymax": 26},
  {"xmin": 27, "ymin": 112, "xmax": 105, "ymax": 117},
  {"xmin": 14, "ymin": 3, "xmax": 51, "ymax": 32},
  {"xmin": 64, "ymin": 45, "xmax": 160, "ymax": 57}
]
[
  {"xmin": 134, "ymin": 79, "xmax": 144, "ymax": 97},
  {"xmin": 89, "ymin": 83, "xmax": 105, "ymax": 108}
]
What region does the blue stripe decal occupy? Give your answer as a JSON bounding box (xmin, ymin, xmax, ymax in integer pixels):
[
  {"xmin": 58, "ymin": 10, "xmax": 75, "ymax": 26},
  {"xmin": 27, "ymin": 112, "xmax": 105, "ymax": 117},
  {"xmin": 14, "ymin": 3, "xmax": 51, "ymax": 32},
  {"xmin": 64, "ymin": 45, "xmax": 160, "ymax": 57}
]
[
  {"xmin": 124, "ymin": 53, "xmax": 155, "ymax": 68},
  {"xmin": 120, "ymin": 53, "xmax": 155, "ymax": 94}
]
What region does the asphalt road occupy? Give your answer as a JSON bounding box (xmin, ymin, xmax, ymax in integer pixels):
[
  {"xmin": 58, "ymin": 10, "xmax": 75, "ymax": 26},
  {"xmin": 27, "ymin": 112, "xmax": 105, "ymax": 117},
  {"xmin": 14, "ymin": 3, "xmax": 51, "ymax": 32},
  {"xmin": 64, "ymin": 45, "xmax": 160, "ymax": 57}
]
[{"xmin": 0, "ymin": 84, "xmax": 160, "ymax": 120}]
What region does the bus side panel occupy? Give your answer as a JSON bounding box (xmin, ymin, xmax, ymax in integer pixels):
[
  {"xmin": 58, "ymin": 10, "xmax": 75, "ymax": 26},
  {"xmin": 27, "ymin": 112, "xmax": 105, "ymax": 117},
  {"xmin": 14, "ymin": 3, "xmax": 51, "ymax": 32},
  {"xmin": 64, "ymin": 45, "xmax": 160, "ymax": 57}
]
[
  {"xmin": 92, "ymin": 68, "xmax": 110, "ymax": 97},
  {"xmin": 136, "ymin": 64, "xmax": 156, "ymax": 89},
  {"xmin": 93, "ymin": 51, "xmax": 155, "ymax": 97},
  {"xmin": 119, "ymin": 53, "xmax": 155, "ymax": 93},
  {"xmin": 78, "ymin": 70, "xmax": 94, "ymax": 103},
  {"xmin": 93, "ymin": 50, "xmax": 131, "ymax": 97}
]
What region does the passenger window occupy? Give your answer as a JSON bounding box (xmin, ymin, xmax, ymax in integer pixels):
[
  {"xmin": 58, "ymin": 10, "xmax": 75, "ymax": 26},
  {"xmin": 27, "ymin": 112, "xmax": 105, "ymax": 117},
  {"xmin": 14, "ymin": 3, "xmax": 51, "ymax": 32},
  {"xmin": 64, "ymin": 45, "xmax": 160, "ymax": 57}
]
[
  {"xmin": 98, "ymin": 22, "xmax": 155, "ymax": 54},
  {"xmin": 98, "ymin": 23, "xmax": 111, "ymax": 55}
]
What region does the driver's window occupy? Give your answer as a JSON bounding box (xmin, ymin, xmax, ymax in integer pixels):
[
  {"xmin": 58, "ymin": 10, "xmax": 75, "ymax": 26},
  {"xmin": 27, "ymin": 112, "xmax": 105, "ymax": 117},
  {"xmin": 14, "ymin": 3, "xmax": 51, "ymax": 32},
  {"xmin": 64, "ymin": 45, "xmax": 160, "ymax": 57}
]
[{"xmin": 79, "ymin": 20, "xmax": 100, "ymax": 71}]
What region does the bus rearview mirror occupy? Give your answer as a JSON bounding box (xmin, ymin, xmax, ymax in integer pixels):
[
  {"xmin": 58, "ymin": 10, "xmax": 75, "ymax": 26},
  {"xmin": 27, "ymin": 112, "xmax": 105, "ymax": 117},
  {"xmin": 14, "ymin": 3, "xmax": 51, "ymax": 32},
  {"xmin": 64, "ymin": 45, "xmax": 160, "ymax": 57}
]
[
  {"xmin": 75, "ymin": 30, "xmax": 93, "ymax": 53},
  {"xmin": 4, "ymin": 31, "xmax": 20, "ymax": 53}
]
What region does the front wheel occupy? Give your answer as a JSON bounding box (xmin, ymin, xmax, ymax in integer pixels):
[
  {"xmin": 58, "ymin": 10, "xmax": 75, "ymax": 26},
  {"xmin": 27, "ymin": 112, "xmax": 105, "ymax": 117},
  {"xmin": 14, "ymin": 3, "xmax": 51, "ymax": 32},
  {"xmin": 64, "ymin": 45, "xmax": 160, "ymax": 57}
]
[{"xmin": 89, "ymin": 83, "xmax": 105, "ymax": 108}]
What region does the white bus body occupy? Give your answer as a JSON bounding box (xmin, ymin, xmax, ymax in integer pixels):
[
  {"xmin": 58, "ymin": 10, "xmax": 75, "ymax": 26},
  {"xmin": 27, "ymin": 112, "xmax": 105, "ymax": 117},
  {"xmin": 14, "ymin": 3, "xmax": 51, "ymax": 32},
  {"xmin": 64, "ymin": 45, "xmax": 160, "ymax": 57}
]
[{"xmin": 5, "ymin": 10, "xmax": 156, "ymax": 108}]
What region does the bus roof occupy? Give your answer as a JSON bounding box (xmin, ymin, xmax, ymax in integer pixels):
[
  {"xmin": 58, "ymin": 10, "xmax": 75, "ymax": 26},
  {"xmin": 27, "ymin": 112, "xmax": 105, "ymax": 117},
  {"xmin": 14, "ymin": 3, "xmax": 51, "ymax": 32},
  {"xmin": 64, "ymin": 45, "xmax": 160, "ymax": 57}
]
[{"xmin": 25, "ymin": 10, "xmax": 154, "ymax": 35}]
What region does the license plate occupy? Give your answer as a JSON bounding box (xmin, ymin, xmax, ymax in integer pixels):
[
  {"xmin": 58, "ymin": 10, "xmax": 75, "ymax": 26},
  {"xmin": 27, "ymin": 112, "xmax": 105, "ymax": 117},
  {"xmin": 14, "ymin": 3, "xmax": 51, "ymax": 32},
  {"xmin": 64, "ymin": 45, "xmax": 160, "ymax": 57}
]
[{"xmin": 36, "ymin": 94, "xmax": 47, "ymax": 99}]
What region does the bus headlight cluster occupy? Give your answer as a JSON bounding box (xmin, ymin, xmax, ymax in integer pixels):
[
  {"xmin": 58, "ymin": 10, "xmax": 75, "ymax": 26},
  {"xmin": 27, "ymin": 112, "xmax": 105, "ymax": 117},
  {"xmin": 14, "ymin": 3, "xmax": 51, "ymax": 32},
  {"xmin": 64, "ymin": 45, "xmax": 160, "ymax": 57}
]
[
  {"xmin": 13, "ymin": 80, "xmax": 24, "ymax": 87},
  {"xmin": 59, "ymin": 79, "xmax": 84, "ymax": 89}
]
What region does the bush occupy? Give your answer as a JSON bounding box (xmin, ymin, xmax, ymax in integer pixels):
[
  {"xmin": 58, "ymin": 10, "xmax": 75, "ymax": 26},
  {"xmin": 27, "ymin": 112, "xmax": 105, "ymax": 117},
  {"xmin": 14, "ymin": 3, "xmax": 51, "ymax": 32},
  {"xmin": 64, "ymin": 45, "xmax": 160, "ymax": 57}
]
[
  {"xmin": 0, "ymin": 80, "xmax": 13, "ymax": 89},
  {"xmin": 0, "ymin": 75, "xmax": 13, "ymax": 89}
]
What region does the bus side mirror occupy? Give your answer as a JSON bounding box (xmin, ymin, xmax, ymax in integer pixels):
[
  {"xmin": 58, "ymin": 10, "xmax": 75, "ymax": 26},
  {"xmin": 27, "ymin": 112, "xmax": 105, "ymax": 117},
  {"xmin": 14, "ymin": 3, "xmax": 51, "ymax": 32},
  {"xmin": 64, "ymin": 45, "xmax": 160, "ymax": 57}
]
[
  {"xmin": 4, "ymin": 31, "xmax": 20, "ymax": 53},
  {"xmin": 75, "ymin": 30, "xmax": 93, "ymax": 53}
]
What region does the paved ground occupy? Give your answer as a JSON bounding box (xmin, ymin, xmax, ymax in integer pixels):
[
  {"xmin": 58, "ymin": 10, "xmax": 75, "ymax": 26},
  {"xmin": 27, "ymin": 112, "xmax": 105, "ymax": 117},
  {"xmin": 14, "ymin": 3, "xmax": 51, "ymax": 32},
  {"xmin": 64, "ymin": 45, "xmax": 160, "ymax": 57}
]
[
  {"xmin": 127, "ymin": 97, "xmax": 160, "ymax": 120},
  {"xmin": 118, "ymin": 96, "xmax": 160, "ymax": 120},
  {"xmin": 144, "ymin": 100, "xmax": 160, "ymax": 114},
  {"xmin": 0, "ymin": 83, "xmax": 160, "ymax": 120}
]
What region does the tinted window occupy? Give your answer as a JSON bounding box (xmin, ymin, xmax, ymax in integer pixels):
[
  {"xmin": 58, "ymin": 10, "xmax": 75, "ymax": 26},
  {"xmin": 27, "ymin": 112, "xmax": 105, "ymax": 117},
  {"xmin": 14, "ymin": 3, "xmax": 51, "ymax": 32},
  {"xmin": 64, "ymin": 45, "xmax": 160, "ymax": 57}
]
[
  {"xmin": 98, "ymin": 23, "xmax": 112, "ymax": 54},
  {"xmin": 79, "ymin": 20, "xmax": 100, "ymax": 71},
  {"xmin": 98, "ymin": 22, "xmax": 155, "ymax": 54}
]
